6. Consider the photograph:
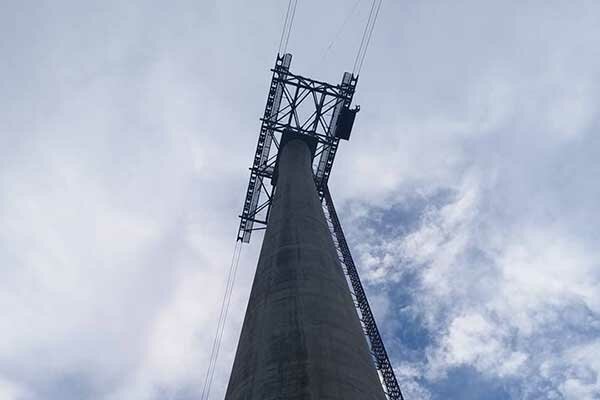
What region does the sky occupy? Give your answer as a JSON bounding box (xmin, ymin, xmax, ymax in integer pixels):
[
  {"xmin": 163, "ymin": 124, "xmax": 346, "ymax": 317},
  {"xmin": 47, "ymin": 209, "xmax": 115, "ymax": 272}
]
[{"xmin": 1, "ymin": 0, "xmax": 599, "ymax": 399}]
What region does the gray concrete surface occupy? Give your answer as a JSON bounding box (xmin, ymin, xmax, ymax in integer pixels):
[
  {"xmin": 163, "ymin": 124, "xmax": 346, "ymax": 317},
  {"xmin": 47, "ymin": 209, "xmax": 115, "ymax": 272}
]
[{"xmin": 225, "ymin": 138, "xmax": 386, "ymax": 400}]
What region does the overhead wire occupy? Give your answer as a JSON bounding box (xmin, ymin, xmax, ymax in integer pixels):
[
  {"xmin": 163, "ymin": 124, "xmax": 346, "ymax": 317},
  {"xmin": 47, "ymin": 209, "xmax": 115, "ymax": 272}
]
[
  {"xmin": 200, "ymin": 3, "xmax": 300, "ymax": 397},
  {"xmin": 353, "ymin": 0, "xmax": 376, "ymax": 74},
  {"xmin": 353, "ymin": 0, "xmax": 382, "ymax": 76},
  {"xmin": 319, "ymin": 0, "xmax": 364, "ymax": 63},
  {"xmin": 278, "ymin": 0, "xmax": 299, "ymax": 55},
  {"xmin": 280, "ymin": 0, "xmax": 381, "ymax": 76},
  {"xmin": 205, "ymin": 242, "xmax": 243, "ymax": 399},
  {"xmin": 200, "ymin": 240, "xmax": 243, "ymax": 400},
  {"xmin": 283, "ymin": 0, "xmax": 298, "ymax": 54},
  {"xmin": 277, "ymin": 0, "xmax": 293, "ymax": 54},
  {"xmin": 357, "ymin": 0, "xmax": 382, "ymax": 73}
]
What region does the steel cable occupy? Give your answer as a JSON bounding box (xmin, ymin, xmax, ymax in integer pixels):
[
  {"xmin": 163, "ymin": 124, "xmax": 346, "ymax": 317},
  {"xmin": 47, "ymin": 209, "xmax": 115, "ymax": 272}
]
[
  {"xmin": 278, "ymin": 0, "xmax": 299, "ymax": 55},
  {"xmin": 353, "ymin": 0, "xmax": 382, "ymax": 76},
  {"xmin": 278, "ymin": 0, "xmax": 293, "ymax": 54},
  {"xmin": 200, "ymin": 240, "xmax": 243, "ymax": 400},
  {"xmin": 317, "ymin": 0, "xmax": 364, "ymax": 65}
]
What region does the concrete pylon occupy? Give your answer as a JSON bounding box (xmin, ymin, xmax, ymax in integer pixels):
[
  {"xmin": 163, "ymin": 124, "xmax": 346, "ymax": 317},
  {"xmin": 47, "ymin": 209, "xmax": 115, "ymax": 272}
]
[{"xmin": 225, "ymin": 138, "xmax": 386, "ymax": 400}]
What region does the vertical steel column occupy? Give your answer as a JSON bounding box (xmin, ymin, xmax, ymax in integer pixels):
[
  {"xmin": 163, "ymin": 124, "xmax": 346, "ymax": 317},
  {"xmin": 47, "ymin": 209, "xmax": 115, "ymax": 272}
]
[{"xmin": 225, "ymin": 138, "xmax": 386, "ymax": 400}]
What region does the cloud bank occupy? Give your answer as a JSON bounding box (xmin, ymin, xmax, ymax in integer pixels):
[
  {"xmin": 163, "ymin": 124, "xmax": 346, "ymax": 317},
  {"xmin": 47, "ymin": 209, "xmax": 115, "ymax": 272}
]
[{"xmin": 1, "ymin": 0, "xmax": 599, "ymax": 399}]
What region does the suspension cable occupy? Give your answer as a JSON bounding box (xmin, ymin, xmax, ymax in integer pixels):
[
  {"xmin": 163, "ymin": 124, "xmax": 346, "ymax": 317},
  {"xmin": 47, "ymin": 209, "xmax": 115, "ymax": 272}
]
[
  {"xmin": 200, "ymin": 240, "xmax": 243, "ymax": 400},
  {"xmin": 319, "ymin": 0, "xmax": 364, "ymax": 62},
  {"xmin": 353, "ymin": 0, "xmax": 383, "ymax": 76},
  {"xmin": 278, "ymin": 0, "xmax": 299, "ymax": 55}
]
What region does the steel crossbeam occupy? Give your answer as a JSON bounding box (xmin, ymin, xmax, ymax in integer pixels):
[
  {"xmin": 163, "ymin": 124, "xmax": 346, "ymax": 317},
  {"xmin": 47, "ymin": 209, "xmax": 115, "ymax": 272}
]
[{"xmin": 237, "ymin": 54, "xmax": 357, "ymax": 242}]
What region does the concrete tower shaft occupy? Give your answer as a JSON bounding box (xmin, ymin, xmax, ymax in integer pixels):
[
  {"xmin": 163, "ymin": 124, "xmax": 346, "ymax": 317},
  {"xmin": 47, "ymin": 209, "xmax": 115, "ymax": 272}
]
[{"xmin": 225, "ymin": 138, "xmax": 386, "ymax": 399}]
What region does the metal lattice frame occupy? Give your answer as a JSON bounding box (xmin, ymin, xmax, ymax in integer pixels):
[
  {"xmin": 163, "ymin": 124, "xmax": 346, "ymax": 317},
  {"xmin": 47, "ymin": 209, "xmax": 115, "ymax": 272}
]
[
  {"xmin": 237, "ymin": 53, "xmax": 357, "ymax": 243},
  {"xmin": 236, "ymin": 52, "xmax": 404, "ymax": 399},
  {"xmin": 323, "ymin": 185, "xmax": 405, "ymax": 400}
]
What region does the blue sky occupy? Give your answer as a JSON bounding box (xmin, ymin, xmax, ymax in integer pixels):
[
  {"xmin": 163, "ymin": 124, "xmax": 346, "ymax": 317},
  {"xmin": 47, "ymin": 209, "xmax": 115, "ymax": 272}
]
[{"xmin": 1, "ymin": 0, "xmax": 599, "ymax": 399}]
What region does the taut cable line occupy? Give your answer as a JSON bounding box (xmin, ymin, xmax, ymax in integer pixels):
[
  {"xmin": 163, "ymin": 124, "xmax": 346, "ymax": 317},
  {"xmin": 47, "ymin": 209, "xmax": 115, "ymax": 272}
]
[
  {"xmin": 200, "ymin": 240, "xmax": 243, "ymax": 400},
  {"xmin": 201, "ymin": 3, "xmax": 300, "ymax": 397},
  {"xmin": 353, "ymin": 0, "xmax": 382, "ymax": 76},
  {"xmin": 318, "ymin": 0, "xmax": 364, "ymax": 65},
  {"xmin": 278, "ymin": 0, "xmax": 299, "ymax": 55}
]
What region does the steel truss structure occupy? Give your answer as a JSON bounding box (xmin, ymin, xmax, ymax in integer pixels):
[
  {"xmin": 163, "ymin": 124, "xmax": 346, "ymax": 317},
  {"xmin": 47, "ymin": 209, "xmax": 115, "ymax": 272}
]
[
  {"xmin": 322, "ymin": 185, "xmax": 404, "ymax": 400},
  {"xmin": 238, "ymin": 53, "xmax": 357, "ymax": 243},
  {"xmin": 236, "ymin": 53, "xmax": 404, "ymax": 399}
]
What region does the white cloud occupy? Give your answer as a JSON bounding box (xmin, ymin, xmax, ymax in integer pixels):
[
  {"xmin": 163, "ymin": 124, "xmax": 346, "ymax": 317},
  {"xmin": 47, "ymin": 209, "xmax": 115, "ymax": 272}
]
[
  {"xmin": 2, "ymin": 0, "xmax": 600, "ymax": 399},
  {"xmin": 351, "ymin": 164, "xmax": 600, "ymax": 397},
  {"xmin": 559, "ymin": 341, "xmax": 600, "ymax": 400},
  {"xmin": 0, "ymin": 377, "xmax": 29, "ymax": 400}
]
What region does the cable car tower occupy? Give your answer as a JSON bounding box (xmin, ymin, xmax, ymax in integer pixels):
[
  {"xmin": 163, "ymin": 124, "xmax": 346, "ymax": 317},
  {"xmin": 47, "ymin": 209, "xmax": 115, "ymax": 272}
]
[{"xmin": 221, "ymin": 1, "xmax": 404, "ymax": 399}]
